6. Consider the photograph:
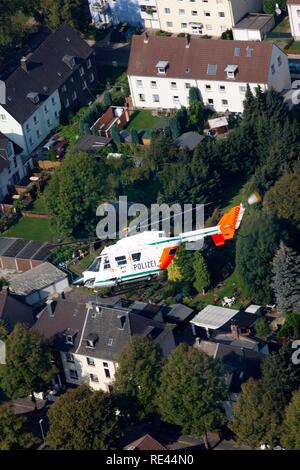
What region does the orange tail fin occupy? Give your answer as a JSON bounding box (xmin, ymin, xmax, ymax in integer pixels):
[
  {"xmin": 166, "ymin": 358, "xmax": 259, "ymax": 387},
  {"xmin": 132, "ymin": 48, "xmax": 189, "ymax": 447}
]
[{"xmin": 212, "ymin": 204, "xmax": 245, "ymax": 247}]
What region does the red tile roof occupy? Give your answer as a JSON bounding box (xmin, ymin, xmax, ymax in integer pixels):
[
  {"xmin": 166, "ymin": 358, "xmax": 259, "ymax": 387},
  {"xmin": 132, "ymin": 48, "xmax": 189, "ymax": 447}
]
[
  {"xmin": 128, "ymin": 35, "xmax": 276, "ymax": 84},
  {"xmin": 124, "ymin": 434, "xmax": 167, "ymax": 451},
  {"xmin": 287, "ymin": 1, "xmax": 300, "ymax": 5}
]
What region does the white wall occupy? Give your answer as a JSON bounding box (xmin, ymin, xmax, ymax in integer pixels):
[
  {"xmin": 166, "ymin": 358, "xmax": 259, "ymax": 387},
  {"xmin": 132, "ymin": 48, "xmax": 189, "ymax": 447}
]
[
  {"xmin": 61, "ymin": 351, "xmax": 117, "ymax": 391},
  {"xmin": 0, "ymin": 142, "xmax": 26, "ymax": 201},
  {"xmin": 268, "ymin": 46, "xmax": 291, "ymax": 92},
  {"xmin": 288, "ymin": 3, "xmax": 300, "ymax": 40},
  {"xmin": 0, "ymin": 90, "xmax": 61, "ymax": 156},
  {"xmin": 233, "ymin": 28, "xmax": 263, "ymax": 41},
  {"xmin": 26, "ymin": 278, "xmax": 69, "ymax": 305}
]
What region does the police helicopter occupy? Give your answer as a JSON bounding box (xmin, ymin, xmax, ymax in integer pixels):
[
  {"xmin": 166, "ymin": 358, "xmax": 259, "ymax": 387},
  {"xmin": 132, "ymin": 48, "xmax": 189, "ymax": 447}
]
[{"xmin": 74, "ymin": 203, "xmax": 245, "ymax": 289}]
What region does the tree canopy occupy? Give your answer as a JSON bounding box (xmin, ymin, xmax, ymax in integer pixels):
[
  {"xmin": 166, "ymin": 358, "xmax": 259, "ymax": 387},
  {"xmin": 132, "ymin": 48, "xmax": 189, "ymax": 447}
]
[
  {"xmin": 272, "ymin": 242, "xmax": 300, "ymax": 313},
  {"xmin": 0, "ymin": 404, "xmax": 38, "ymax": 450},
  {"xmin": 47, "ymin": 385, "xmax": 120, "ymax": 450},
  {"xmin": 281, "ymin": 388, "xmax": 300, "ymax": 450}
]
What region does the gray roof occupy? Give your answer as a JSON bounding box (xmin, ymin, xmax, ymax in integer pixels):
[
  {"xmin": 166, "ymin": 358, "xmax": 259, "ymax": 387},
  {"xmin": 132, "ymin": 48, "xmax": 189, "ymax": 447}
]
[
  {"xmin": 74, "ymin": 135, "xmax": 109, "ymax": 154},
  {"xmin": 9, "ymin": 262, "xmax": 67, "ymax": 296},
  {"xmin": 191, "ymin": 305, "xmax": 239, "ymax": 330},
  {"xmin": 174, "ymin": 132, "xmax": 204, "ymax": 151},
  {"xmin": 2, "ymin": 24, "xmax": 93, "ymax": 123},
  {"xmin": 0, "ymin": 237, "xmax": 52, "ymax": 260},
  {"xmin": 233, "ymin": 14, "xmax": 274, "ymax": 31}
]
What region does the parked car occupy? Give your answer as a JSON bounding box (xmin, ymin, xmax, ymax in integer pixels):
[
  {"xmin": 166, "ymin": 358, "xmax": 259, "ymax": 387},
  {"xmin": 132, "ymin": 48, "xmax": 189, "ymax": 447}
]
[
  {"xmin": 55, "ymin": 140, "xmax": 68, "ymax": 159},
  {"xmin": 43, "ymin": 133, "xmax": 59, "ymax": 150}
]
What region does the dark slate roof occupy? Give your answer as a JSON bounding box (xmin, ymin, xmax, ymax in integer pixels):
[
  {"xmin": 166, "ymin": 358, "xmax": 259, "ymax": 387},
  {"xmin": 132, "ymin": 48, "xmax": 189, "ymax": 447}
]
[
  {"xmin": 212, "ymin": 310, "xmax": 260, "ymax": 337},
  {"xmin": 233, "ymin": 14, "xmax": 274, "ymax": 31},
  {"xmin": 174, "ymin": 132, "xmax": 205, "ymax": 151},
  {"xmin": 129, "ymin": 301, "xmax": 194, "ymax": 324},
  {"xmin": 0, "ymin": 237, "xmax": 53, "ymax": 260},
  {"xmin": 74, "ymin": 135, "xmax": 110, "ymax": 154},
  {"xmin": 2, "ymin": 24, "xmax": 93, "ymax": 123},
  {"xmin": 0, "ymin": 288, "xmax": 34, "ymax": 332},
  {"xmin": 34, "ymin": 298, "xmax": 175, "ymax": 361},
  {"xmin": 32, "ymin": 299, "xmax": 88, "ymax": 353}
]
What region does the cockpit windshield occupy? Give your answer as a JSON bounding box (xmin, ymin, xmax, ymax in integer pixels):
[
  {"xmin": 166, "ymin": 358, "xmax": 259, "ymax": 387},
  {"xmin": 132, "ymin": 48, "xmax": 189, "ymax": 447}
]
[{"xmin": 87, "ymin": 257, "xmax": 101, "ymax": 272}]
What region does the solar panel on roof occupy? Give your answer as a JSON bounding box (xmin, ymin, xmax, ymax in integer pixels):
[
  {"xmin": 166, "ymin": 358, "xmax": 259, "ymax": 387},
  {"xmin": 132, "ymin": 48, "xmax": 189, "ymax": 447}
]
[
  {"xmin": 207, "ymin": 64, "xmax": 217, "ymax": 75},
  {"xmin": 2, "ymin": 238, "xmax": 28, "ymax": 257}
]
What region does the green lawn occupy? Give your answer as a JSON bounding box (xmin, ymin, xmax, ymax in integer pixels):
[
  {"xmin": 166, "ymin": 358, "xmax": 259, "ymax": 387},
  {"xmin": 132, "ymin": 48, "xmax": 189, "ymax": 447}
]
[
  {"xmin": 27, "ymin": 195, "xmax": 48, "ymax": 214},
  {"xmin": 287, "ymin": 41, "xmax": 300, "ymax": 52},
  {"xmin": 126, "ymin": 111, "xmax": 164, "ymax": 131},
  {"xmin": 272, "ymin": 16, "xmax": 290, "ymax": 33},
  {"xmin": 4, "ymin": 217, "xmax": 56, "ymax": 243}
]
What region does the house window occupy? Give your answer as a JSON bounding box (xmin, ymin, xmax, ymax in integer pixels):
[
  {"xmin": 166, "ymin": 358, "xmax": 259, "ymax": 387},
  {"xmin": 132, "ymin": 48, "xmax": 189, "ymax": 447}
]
[
  {"xmin": 61, "ymin": 85, "xmax": 67, "ymax": 92},
  {"xmin": 82, "ymin": 80, "xmax": 87, "ymax": 90},
  {"xmin": 153, "ymin": 94, "xmax": 160, "ymax": 102},
  {"xmin": 65, "ymin": 98, "xmax": 70, "ymax": 107},
  {"xmin": 90, "ymin": 72, "xmax": 95, "ymax": 83},
  {"xmin": 87, "ymin": 357, "xmax": 95, "ymax": 366},
  {"xmin": 185, "ymin": 83, "xmax": 191, "ymax": 89},
  {"xmin": 179, "ymin": 9, "xmax": 185, "ymax": 15},
  {"xmin": 136, "ymin": 79, "xmax": 143, "ymax": 88},
  {"xmin": 104, "ymin": 367, "xmax": 111, "ymax": 378},
  {"xmin": 33, "ymin": 115, "xmax": 38, "ymax": 125},
  {"xmin": 170, "ymin": 81, "xmax": 177, "ymax": 89},
  {"xmin": 69, "ymin": 369, "xmax": 78, "ymax": 380},
  {"xmin": 271, "ymin": 64, "xmax": 275, "ymax": 75},
  {"xmin": 208, "ymin": 98, "xmax": 214, "ymax": 104},
  {"xmin": 204, "ymin": 12, "xmax": 211, "ymax": 16},
  {"xmin": 218, "ymin": 12, "xmax": 225, "ymax": 17},
  {"xmin": 13, "ymin": 156, "xmax": 17, "ymax": 168},
  {"xmin": 47, "ymin": 119, "xmax": 52, "ymax": 127},
  {"xmin": 87, "ymin": 58, "xmax": 92, "ymax": 69},
  {"xmin": 173, "ymin": 96, "xmax": 180, "ymax": 103},
  {"xmin": 150, "ymin": 80, "xmax": 157, "ymax": 88},
  {"xmin": 0, "ymin": 114, "xmax": 6, "ymax": 121},
  {"xmin": 222, "ymin": 99, "xmax": 228, "ymax": 106},
  {"xmin": 26, "ymin": 123, "xmax": 30, "ymax": 132},
  {"xmin": 181, "ymin": 23, "xmax": 187, "ymax": 28},
  {"xmin": 44, "ymin": 105, "xmax": 49, "ymax": 113},
  {"xmin": 29, "ymin": 137, "xmax": 33, "ymax": 146},
  {"xmin": 166, "ymin": 21, "xmax": 173, "ymax": 27},
  {"xmin": 139, "ymin": 93, "xmax": 145, "ymax": 102},
  {"xmin": 206, "ymin": 25, "xmax": 212, "ymax": 31},
  {"xmin": 66, "ymin": 353, "xmax": 74, "ymax": 363},
  {"xmin": 36, "ymin": 129, "xmax": 41, "ymax": 138},
  {"xmin": 297, "ymin": 9, "xmax": 300, "ymax": 16},
  {"xmin": 90, "ymin": 373, "xmax": 99, "ymax": 383},
  {"xmin": 164, "ymin": 8, "xmax": 171, "ymax": 14},
  {"xmin": 219, "ymin": 85, "xmax": 226, "ymax": 92},
  {"xmin": 51, "ymin": 97, "xmax": 56, "ymax": 106},
  {"xmin": 239, "ymin": 86, "xmax": 246, "ymax": 93},
  {"xmin": 54, "ymin": 111, "xmax": 59, "ymax": 119},
  {"xmin": 191, "ymin": 11, "xmax": 198, "ymax": 16},
  {"xmin": 72, "ymin": 90, "xmax": 77, "ymax": 101},
  {"xmin": 108, "ymin": 338, "xmax": 113, "ymax": 346},
  {"xmin": 205, "ymin": 84, "xmax": 212, "ymax": 91},
  {"xmin": 277, "ymin": 56, "xmax": 282, "ymax": 67},
  {"xmin": 79, "ymin": 66, "xmax": 85, "ymax": 76}
]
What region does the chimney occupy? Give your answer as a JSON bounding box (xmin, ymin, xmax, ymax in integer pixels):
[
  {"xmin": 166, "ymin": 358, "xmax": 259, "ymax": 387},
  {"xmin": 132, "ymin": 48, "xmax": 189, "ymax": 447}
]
[
  {"xmin": 230, "ymin": 320, "xmax": 240, "ymax": 339},
  {"xmin": 117, "ymin": 314, "xmax": 126, "ymax": 330},
  {"xmin": 46, "ymin": 299, "xmax": 55, "ymax": 317},
  {"xmin": 20, "ymin": 56, "xmax": 28, "ymax": 72},
  {"xmin": 144, "ymin": 32, "xmax": 149, "ymax": 44},
  {"xmin": 185, "ymin": 34, "xmax": 191, "ymax": 48}
]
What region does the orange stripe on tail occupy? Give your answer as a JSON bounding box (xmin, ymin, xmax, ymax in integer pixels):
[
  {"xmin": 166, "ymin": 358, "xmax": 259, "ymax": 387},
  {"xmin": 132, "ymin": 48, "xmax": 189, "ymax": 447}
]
[
  {"xmin": 212, "ymin": 205, "xmax": 243, "ymax": 247},
  {"xmin": 159, "ymin": 246, "xmax": 179, "ymax": 270}
]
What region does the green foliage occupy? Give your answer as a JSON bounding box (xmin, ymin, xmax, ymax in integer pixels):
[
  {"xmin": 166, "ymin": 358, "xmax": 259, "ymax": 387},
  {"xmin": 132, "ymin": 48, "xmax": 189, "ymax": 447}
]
[
  {"xmin": 0, "ymin": 324, "xmax": 56, "ymax": 400},
  {"xmin": 220, "ymin": 29, "xmax": 233, "ymax": 40},
  {"xmin": 0, "ymin": 278, "xmax": 8, "ymax": 291},
  {"xmin": 41, "ymin": 0, "xmax": 91, "ymax": 32},
  {"xmin": 188, "ymin": 87, "xmax": 201, "ymax": 104},
  {"xmin": 103, "ymin": 91, "xmax": 112, "ymax": 109},
  {"xmin": 193, "ymin": 252, "xmax": 210, "ymax": 293},
  {"xmin": 272, "ymin": 242, "xmax": 300, "ymax": 313},
  {"xmin": 44, "ymin": 151, "xmax": 110, "ymax": 239},
  {"xmin": 47, "ymin": 385, "xmax": 120, "ymax": 450},
  {"xmin": 281, "ymin": 388, "xmax": 300, "ymax": 450},
  {"xmin": 263, "ymin": 0, "xmax": 286, "ymax": 14},
  {"xmin": 130, "ymin": 128, "xmax": 140, "ymax": 145},
  {"xmin": 254, "ymin": 317, "xmax": 271, "ymax": 337},
  {"xmin": 49, "ymin": 245, "xmax": 75, "ymax": 265},
  {"xmin": 111, "ymin": 126, "xmax": 122, "ymax": 145},
  {"xmin": 0, "ymin": 320, "xmax": 8, "ymax": 340},
  {"xmin": 79, "ymin": 103, "xmax": 104, "ymax": 137},
  {"xmin": 0, "ymin": 404, "xmax": 38, "ymax": 450},
  {"xmin": 187, "ymin": 101, "xmax": 205, "ymax": 131},
  {"xmin": 155, "ymin": 30, "xmax": 172, "ymax": 37},
  {"xmin": 236, "ymin": 210, "xmax": 281, "ymax": 303},
  {"xmin": 113, "ymin": 337, "xmax": 163, "ymax": 419},
  {"xmin": 276, "ymin": 313, "xmax": 300, "ymax": 340},
  {"xmin": 157, "ymin": 344, "xmax": 227, "ymax": 439},
  {"xmin": 229, "ymin": 378, "xmax": 282, "ymax": 448}
]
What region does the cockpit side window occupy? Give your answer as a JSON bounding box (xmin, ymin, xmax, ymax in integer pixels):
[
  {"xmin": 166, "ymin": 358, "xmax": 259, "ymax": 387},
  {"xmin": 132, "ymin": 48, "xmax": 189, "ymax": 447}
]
[
  {"xmin": 132, "ymin": 252, "xmax": 141, "ymax": 262},
  {"xmin": 87, "ymin": 257, "xmax": 101, "ymax": 272},
  {"xmin": 103, "ymin": 256, "xmax": 111, "ymax": 270},
  {"xmin": 115, "ymin": 255, "xmax": 127, "ymax": 266}
]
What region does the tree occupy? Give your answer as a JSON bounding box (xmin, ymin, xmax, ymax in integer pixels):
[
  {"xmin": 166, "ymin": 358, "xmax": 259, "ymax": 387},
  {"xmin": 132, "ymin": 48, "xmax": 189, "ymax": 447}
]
[
  {"xmin": 0, "ymin": 324, "xmax": 56, "ymax": 406},
  {"xmin": 261, "ymin": 348, "xmax": 300, "ymax": 408},
  {"xmin": 169, "ymin": 116, "xmax": 181, "ymax": 140},
  {"xmin": 281, "ymin": 388, "xmax": 300, "ymax": 450},
  {"xmin": 41, "ymin": 0, "xmax": 91, "ymax": 32},
  {"xmin": 130, "ymin": 128, "xmax": 140, "ymax": 145},
  {"xmin": 111, "ymin": 126, "xmax": 122, "ymax": 145},
  {"xmin": 0, "ymin": 404, "xmax": 38, "ymax": 450},
  {"xmin": 189, "ymin": 87, "xmax": 201, "ymax": 104},
  {"xmin": 103, "ymin": 91, "xmax": 112, "ymax": 109},
  {"xmin": 47, "ymin": 385, "xmax": 120, "ymax": 450},
  {"xmin": 187, "ymin": 101, "xmax": 205, "ymax": 131},
  {"xmin": 220, "ymin": 29, "xmax": 233, "ymax": 40},
  {"xmin": 44, "ymin": 151, "xmax": 110, "ymax": 238},
  {"xmin": 272, "ymin": 242, "xmax": 300, "ymax": 313},
  {"xmin": 157, "ymin": 343, "xmax": 227, "ymax": 448},
  {"xmin": 263, "ymin": 0, "xmax": 286, "ymax": 14},
  {"xmin": 236, "ymin": 210, "xmax": 281, "ymax": 303},
  {"xmin": 276, "ymin": 313, "xmax": 300, "ymax": 340},
  {"xmin": 113, "ymin": 337, "xmax": 163, "ymax": 419},
  {"xmin": 193, "ymin": 252, "xmax": 210, "ymax": 293},
  {"xmin": 230, "ymin": 378, "xmax": 282, "ymax": 448},
  {"xmin": 264, "ymin": 165, "xmax": 300, "ymax": 228},
  {"xmin": 254, "ymin": 317, "xmax": 271, "ymax": 338},
  {"xmin": 167, "ymin": 249, "xmax": 195, "ymax": 284}
]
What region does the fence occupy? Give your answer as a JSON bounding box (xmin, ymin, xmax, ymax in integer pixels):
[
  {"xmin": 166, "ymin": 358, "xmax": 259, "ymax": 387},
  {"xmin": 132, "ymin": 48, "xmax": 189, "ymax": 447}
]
[
  {"xmin": 265, "ymin": 32, "xmax": 292, "ymax": 39},
  {"xmin": 22, "ymin": 211, "xmax": 50, "ymax": 219}
]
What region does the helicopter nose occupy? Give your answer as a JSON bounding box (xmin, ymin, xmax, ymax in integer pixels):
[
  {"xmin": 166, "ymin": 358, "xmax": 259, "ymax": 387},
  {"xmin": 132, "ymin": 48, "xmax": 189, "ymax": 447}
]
[{"xmin": 72, "ymin": 276, "xmax": 84, "ymax": 286}]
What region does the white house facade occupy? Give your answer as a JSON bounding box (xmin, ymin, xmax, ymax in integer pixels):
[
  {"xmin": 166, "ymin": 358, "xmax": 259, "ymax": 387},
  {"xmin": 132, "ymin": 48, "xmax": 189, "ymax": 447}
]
[
  {"xmin": 127, "ymin": 35, "xmax": 291, "ymax": 113},
  {"xmin": 155, "ymin": 0, "xmax": 263, "ymax": 37},
  {"xmin": 287, "ymin": 0, "xmax": 300, "ymax": 40},
  {"xmin": 0, "ymin": 133, "xmax": 27, "ymax": 201}
]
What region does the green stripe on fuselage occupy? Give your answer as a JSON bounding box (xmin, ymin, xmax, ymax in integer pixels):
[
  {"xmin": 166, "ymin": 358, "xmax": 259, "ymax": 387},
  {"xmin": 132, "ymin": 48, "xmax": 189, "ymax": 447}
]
[{"xmin": 95, "ymin": 268, "xmax": 161, "ymax": 284}]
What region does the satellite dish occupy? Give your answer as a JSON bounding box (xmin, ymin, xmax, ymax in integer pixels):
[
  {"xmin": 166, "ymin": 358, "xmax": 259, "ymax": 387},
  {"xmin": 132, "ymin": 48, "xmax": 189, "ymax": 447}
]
[{"xmin": 275, "ymin": 3, "xmax": 282, "ymax": 16}]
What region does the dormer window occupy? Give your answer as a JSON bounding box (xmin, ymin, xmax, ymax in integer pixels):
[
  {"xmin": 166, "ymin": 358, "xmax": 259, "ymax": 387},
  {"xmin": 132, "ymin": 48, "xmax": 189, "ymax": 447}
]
[
  {"xmin": 62, "ymin": 54, "xmax": 75, "ymax": 69},
  {"xmin": 86, "ymin": 333, "xmax": 98, "ymax": 348},
  {"xmin": 27, "ymin": 92, "xmax": 39, "ymax": 104},
  {"xmin": 65, "ymin": 335, "xmax": 74, "ymax": 345},
  {"xmin": 224, "ymin": 64, "xmax": 238, "ymax": 79},
  {"xmin": 64, "ymin": 328, "xmax": 76, "ymax": 345},
  {"xmin": 156, "ymin": 60, "xmax": 169, "ymax": 75}
]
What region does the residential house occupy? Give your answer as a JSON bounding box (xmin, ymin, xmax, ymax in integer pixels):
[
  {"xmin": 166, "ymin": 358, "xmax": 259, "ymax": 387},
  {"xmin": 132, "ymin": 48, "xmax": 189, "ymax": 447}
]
[
  {"xmin": 33, "ymin": 296, "xmax": 177, "ymax": 392},
  {"xmin": 127, "ymin": 34, "xmax": 291, "ymax": 113},
  {"xmin": 88, "ymin": 0, "xmax": 112, "ymax": 28},
  {"xmin": 123, "ymin": 434, "xmax": 167, "ymax": 450},
  {"xmin": 232, "ymin": 13, "xmax": 275, "ymax": 41},
  {"xmin": 92, "ymin": 106, "xmax": 130, "ymax": 138},
  {"xmin": 288, "ymin": 0, "xmax": 300, "ymax": 40},
  {"xmin": 155, "ymin": 0, "xmax": 263, "ymax": 37},
  {"xmin": 9, "ymin": 262, "xmax": 69, "ymax": 306},
  {"xmin": 0, "ymin": 133, "xmax": 28, "ymax": 201},
  {"xmin": 0, "ymin": 286, "xmax": 34, "ymax": 333},
  {"xmin": 0, "ymin": 24, "xmax": 97, "ymax": 156}
]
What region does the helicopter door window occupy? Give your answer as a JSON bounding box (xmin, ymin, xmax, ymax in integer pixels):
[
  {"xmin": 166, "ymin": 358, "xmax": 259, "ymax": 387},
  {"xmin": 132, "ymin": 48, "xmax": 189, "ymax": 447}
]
[
  {"xmin": 103, "ymin": 256, "xmax": 110, "ymax": 270},
  {"xmin": 87, "ymin": 257, "xmax": 101, "ymax": 272},
  {"xmin": 115, "ymin": 255, "xmax": 127, "ymax": 266},
  {"xmin": 131, "ymin": 253, "xmax": 141, "ymax": 262}
]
